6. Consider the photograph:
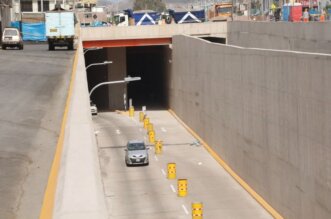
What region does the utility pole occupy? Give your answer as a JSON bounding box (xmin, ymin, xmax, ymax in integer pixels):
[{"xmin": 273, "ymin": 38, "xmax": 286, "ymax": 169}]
[{"xmin": 0, "ymin": 0, "xmax": 12, "ymax": 34}]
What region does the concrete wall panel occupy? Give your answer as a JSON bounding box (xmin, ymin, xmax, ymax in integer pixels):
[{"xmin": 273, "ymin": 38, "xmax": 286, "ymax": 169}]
[
  {"xmin": 228, "ymin": 21, "xmax": 331, "ymax": 54},
  {"xmin": 170, "ymin": 35, "xmax": 331, "ymax": 219}
]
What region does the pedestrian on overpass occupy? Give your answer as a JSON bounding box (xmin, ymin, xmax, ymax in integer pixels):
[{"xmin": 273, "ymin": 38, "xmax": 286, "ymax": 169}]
[{"xmin": 303, "ymin": 8, "xmax": 309, "ymax": 22}]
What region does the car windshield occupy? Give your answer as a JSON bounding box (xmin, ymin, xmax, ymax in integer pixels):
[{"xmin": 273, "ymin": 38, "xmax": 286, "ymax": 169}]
[
  {"xmin": 4, "ymin": 29, "xmax": 18, "ymax": 36},
  {"xmin": 127, "ymin": 142, "xmax": 145, "ymax": 151}
]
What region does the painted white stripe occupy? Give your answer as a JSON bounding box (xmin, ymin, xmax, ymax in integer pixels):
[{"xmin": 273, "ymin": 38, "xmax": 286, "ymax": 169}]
[
  {"xmin": 170, "ymin": 184, "xmax": 176, "ymax": 193},
  {"xmin": 161, "ymin": 169, "xmax": 166, "ymax": 176},
  {"xmin": 182, "ymin": 204, "xmax": 189, "ymax": 215},
  {"xmin": 154, "ymin": 155, "xmax": 159, "ymax": 161},
  {"xmin": 116, "ymin": 129, "xmax": 121, "ymax": 134},
  {"xmin": 161, "ymin": 127, "xmax": 167, "ymax": 132}
]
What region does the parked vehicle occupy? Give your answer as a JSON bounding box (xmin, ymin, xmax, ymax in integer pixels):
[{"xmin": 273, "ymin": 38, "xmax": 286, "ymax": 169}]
[
  {"xmin": 208, "ymin": 2, "xmax": 233, "ymax": 21},
  {"xmin": 169, "ymin": 9, "xmax": 205, "ymax": 23},
  {"xmin": 1, "ymin": 27, "xmax": 23, "ymax": 50},
  {"xmin": 113, "ymin": 9, "xmax": 159, "ymax": 26},
  {"xmin": 90, "ymin": 101, "xmax": 98, "ymax": 115},
  {"xmin": 45, "ymin": 5, "xmax": 75, "ymax": 50},
  {"xmin": 125, "ymin": 140, "xmax": 149, "ymax": 166}
]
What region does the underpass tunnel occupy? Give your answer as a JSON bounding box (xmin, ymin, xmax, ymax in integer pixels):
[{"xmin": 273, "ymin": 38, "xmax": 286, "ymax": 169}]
[
  {"xmin": 127, "ymin": 45, "xmax": 170, "ymax": 110},
  {"xmin": 85, "ymin": 44, "xmax": 172, "ymax": 111}
]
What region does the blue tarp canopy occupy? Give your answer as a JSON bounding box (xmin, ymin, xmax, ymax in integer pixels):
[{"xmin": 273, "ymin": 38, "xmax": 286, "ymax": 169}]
[
  {"xmin": 169, "ymin": 9, "xmax": 205, "ymax": 23},
  {"xmin": 11, "ymin": 21, "xmax": 21, "ymax": 31},
  {"xmin": 22, "ymin": 22, "xmax": 46, "ymax": 41},
  {"xmin": 133, "ymin": 12, "xmax": 159, "ymax": 25}
]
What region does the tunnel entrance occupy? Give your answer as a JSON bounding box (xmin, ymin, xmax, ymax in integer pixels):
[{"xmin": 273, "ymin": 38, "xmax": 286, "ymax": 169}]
[
  {"xmin": 127, "ymin": 45, "xmax": 169, "ymax": 110},
  {"xmin": 85, "ymin": 45, "xmax": 171, "ymax": 112}
]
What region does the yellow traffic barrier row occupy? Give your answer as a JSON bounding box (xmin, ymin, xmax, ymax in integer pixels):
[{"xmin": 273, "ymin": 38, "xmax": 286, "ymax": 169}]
[
  {"xmin": 167, "ymin": 163, "xmax": 176, "ymax": 179},
  {"xmin": 155, "ymin": 140, "xmax": 162, "ymax": 154},
  {"xmin": 177, "ymin": 179, "xmax": 188, "ymax": 197},
  {"xmin": 129, "ymin": 106, "xmax": 134, "ymax": 117},
  {"xmin": 148, "ymin": 130, "xmax": 155, "ymax": 144},
  {"xmin": 192, "ymin": 202, "xmax": 203, "ymax": 219},
  {"xmin": 143, "ymin": 117, "xmax": 150, "ymax": 129},
  {"xmin": 147, "ymin": 123, "xmax": 154, "ymax": 132},
  {"xmin": 134, "ymin": 110, "xmax": 204, "ymax": 219}
]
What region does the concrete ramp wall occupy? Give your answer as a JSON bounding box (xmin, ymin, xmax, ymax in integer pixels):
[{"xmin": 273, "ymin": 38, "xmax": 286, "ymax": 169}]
[
  {"xmin": 228, "ymin": 21, "xmax": 331, "ymax": 54},
  {"xmin": 170, "ymin": 35, "xmax": 331, "ymax": 219}
]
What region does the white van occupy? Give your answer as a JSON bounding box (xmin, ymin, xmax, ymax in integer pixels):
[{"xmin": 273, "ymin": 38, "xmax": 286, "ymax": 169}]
[{"xmin": 1, "ymin": 28, "xmax": 24, "ymax": 50}]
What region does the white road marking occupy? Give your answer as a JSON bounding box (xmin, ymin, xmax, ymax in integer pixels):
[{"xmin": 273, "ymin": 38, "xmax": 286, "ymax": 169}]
[
  {"xmin": 198, "ymin": 162, "xmax": 202, "ymax": 165},
  {"xmin": 116, "ymin": 129, "xmax": 121, "ymax": 134},
  {"xmin": 161, "ymin": 127, "xmax": 167, "ymax": 132},
  {"xmin": 154, "ymin": 155, "xmax": 159, "ymax": 161},
  {"xmin": 182, "ymin": 205, "xmax": 189, "ymax": 215},
  {"xmin": 170, "ymin": 184, "xmax": 176, "ymax": 193},
  {"xmin": 161, "ymin": 169, "xmax": 166, "ymax": 176}
]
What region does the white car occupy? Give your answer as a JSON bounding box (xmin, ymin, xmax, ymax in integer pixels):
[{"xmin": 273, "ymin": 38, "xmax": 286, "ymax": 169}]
[
  {"xmin": 1, "ymin": 28, "xmax": 24, "ymax": 50},
  {"xmin": 90, "ymin": 101, "xmax": 98, "ymax": 115}
]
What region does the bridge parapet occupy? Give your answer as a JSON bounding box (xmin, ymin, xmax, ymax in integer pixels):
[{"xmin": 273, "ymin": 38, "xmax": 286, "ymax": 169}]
[{"xmin": 81, "ymin": 22, "xmax": 227, "ymax": 42}]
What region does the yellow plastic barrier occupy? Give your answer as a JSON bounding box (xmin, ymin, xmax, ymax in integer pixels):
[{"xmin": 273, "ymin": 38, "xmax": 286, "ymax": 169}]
[
  {"xmin": 139, "ymin": 112, "xmax": 144, "ymax": 122},
  {"xmin": 192, "ymin": 202, "xmax": 203, "ymax": 219},
  {"xmin": 155, "ymin": 140, "xmax": 163, "ymax": 154},
  {"xmin": 148, "ymin": 130, "xmax": 155, "ymax": 143},
  {"xmin": 147, "ymin": 123, "xmax": 154, "ymax": 132},
  {"xmin": 167, "ymin": 163, "xmax": 176, "ymax": 179},
  {"xmin": 129, "ymin": 106, "xmax": 134, "ymax": 117},
  {"xmin": 143, "ymin": 117, "xmax": 149, "ymax": 129},
  {"xmin": 178, "ymin": 179, "xmax": 187, "ymax": 197}
]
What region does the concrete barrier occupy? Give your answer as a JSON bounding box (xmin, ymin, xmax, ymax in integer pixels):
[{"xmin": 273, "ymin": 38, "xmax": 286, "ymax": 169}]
[
  {"xmin": 170, "ymin": 35, "xmax": 331, "ymax": 219},
  {"xmin": 53, "ymin": 40, "xmax": 108, "ymax": 219}
]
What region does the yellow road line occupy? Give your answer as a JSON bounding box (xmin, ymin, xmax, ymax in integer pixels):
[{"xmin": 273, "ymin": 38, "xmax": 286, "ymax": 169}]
[
  {"xmin": 39, "ymin": 49, "xmax": 79, "ymax": 219},
  {"xmin": 168, "ymin": 109, "xmax": 283, "ymax": 219}
]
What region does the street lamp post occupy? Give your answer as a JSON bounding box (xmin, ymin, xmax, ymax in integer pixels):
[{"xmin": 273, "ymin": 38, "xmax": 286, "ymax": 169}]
[
  {"xmin": 84, "ymin": 47, "xmax": 103, "ymax": 55},
  {"xmin": 86, "ymin": 61, "xmax": 113, "ymax": 70},
  {"xmin": 89, "ymin": 76, "xmax": 141, "ymax": 97}
]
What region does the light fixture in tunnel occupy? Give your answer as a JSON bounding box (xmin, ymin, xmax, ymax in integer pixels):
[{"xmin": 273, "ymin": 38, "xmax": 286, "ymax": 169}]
[
  {"xmin": 83, "ymin": 47, "xmax": 103, "ymax": 55},
  {"xmin": 124, "ymin": 76, "xmax": 141, "ymax": 82},
  {"xmin": 89, "ymin": 76, "xmax": 141, "ymax": 97},
  {"xmin": 86, "ymin": 61, "xmax": 113, "ymax": 70}
]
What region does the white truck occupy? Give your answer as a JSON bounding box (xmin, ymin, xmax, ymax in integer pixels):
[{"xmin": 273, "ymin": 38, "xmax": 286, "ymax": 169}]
[{"xmin": 45, "ymin": 10, "xmax": 75, "ymax": 50}]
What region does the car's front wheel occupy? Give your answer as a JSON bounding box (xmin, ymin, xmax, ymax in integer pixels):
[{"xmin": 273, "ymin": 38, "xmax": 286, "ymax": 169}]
[{"xmin": 2, "ymin": 45, "xmax": 6, "ymax": 50}]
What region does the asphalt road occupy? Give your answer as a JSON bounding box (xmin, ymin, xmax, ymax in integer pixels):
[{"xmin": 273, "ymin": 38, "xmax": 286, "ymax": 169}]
[
  {"xmin": 0, "ymin": 44, "xmax": 75, "ymax": 219},
  {"xmin": 93, "ymin": 111, "xmax": 272, "ymax": 219}
]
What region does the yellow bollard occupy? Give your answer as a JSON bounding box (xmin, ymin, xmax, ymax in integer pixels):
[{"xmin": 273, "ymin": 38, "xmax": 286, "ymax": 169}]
[
  {"xmin": 143, "ymin": 117, "xmax": 149, "ymax": 129},
  {"xmin": 148, "ymin": 130, "xmax": 155, "ymax": 143},
  {"xmin": 147, "ymin": 123, "xmax": 154, "ymax": 132},
  {"xmin": 177, "ymin": 179, "xmax": 188, "ymax": 197},
  {"xmin": 139, "ymin": 112, "xmax": 144, "ymax": 122},
  {"xmin": 167, "ymin": 163, "xmax": 176, "ymax": 179},
  {"xmin": 155, "ymin": 140, "xmax": 163, "ymax": 154},
  {"xmin": 129, "ymin": 106, "xmax": 134, "ymax": 117},
  {"xmin": 192, "ymin": 202, "xmax": 203, "ymax": 219}
]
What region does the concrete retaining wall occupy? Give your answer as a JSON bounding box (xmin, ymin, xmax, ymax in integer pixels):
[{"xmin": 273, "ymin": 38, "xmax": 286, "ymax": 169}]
[
  {"xmin": 54, "ymin": 41, "xmax": 108, "ymax": 219},
  {"xmin": 228, "ymin": 21, "xmax": 331, "ymax": 54},
  {"xmin": 170, "ymin": 35, "xmax": 331, "ymax": 219}
]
